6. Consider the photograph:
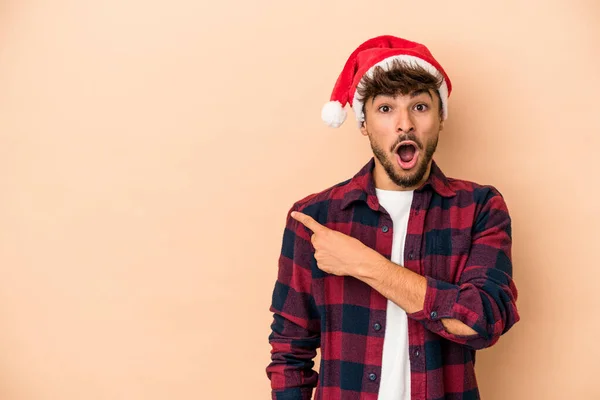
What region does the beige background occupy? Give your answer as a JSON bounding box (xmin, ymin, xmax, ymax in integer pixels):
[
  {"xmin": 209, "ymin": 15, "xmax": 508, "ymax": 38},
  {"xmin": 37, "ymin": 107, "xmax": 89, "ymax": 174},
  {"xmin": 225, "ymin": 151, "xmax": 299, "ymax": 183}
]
[{"xmin": 0, "ymin": 0, "xmax": 598, "ymax": 399}]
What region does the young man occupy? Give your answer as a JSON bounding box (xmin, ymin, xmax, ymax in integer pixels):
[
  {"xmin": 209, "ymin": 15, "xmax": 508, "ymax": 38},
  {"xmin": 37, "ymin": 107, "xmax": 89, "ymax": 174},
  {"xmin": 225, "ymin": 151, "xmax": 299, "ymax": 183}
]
[{"xmin": 266, "ymin": 35, "xmax": 520, "ymax": 400}]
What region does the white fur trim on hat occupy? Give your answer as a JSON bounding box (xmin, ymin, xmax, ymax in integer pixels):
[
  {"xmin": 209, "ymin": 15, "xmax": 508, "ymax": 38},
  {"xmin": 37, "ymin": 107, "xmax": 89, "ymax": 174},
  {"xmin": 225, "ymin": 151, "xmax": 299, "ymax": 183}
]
[
  {"xmin": 351, "ymin": 55, "xmax": 449, "ymax": 127},
  {"xmin": 321, "ymin": 100, "xmax": 347, "ymax": 128}
]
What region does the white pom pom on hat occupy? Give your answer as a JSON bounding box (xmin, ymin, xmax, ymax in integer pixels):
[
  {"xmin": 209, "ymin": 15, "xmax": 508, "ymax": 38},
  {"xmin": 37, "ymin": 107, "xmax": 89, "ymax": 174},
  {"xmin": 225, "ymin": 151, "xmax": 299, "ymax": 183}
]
[
  {"xmin": 321, "ymin": 101, "xmax": 347, "ymax": 128},
  {"xmin": 321, "ymin": 35, "xmax": 453, "ymax": 128}
]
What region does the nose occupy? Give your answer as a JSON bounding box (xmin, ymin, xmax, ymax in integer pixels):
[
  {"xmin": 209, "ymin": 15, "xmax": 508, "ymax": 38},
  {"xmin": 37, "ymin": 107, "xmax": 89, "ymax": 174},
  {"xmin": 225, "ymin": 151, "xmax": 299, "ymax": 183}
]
[{"xmin": 396, "ymin": 110, "xmax": 415, "ymax": 133}]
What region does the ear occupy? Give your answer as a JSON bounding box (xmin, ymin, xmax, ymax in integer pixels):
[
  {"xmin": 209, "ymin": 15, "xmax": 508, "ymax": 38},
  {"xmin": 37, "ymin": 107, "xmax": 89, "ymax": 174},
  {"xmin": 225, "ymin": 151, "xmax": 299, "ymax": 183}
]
[
  {"xmin": 360, "ymin": 119, "xmax": 368, "ymax": 136},
  {"xmin": 439, "ymin": 119, "xmax": 445, "ymax": 132},
  {"xmin": 360, "ymin": 103, "xmax": 369, "ymax": 136}
]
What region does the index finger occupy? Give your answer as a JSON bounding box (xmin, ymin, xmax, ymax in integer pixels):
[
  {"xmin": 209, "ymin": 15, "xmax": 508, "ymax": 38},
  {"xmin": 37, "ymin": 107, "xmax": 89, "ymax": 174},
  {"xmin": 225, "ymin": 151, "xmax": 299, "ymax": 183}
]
[{"xmin": 290, "ymin": 211, "xmax": 326, "ymax": 233}]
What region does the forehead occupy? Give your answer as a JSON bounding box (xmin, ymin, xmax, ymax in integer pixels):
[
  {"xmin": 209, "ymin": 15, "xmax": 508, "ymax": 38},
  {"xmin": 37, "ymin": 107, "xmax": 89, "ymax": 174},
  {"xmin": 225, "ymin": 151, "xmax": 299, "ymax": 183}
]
[{"xmin": 372, "ymin": 90, "xmax": 433, "ymax": 103}]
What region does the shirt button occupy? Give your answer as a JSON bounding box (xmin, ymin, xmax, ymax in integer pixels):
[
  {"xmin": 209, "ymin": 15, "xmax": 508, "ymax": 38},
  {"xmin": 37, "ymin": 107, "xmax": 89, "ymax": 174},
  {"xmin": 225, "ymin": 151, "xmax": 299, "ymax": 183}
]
[
  {"xmin": 368, "ymin": 373, "xmax": 377, "ymax": 381},
  {"xmin": 382, "ymin": 225, "xmax": 389, "ymax": 233},
  {"xmin": 430, "ymin": 311, "xmax": 438, "ymax": 319},
  {"xmin": 373, "ymin": 323, "xmax": 382, "ymax": 331},
  {"xmin": 408, "ymin": 253, "xmax": 414, "ymax": 260},
  {"xmin": 415, "ymin": 349, "xmax": 420, "ymax": 357}
]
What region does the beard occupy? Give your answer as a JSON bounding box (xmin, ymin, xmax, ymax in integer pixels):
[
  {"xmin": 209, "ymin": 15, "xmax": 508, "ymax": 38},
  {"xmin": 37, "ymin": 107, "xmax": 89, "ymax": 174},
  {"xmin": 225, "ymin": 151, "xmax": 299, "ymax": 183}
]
[{"xmin": 368, "ymin": 131, "xmax": 439, "ymax": 188}]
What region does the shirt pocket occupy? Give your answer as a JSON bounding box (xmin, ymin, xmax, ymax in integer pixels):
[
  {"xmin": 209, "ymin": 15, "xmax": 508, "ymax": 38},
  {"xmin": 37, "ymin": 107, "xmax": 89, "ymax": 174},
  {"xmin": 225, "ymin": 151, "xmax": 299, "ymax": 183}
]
[{"xmin": 423, "ymin": 228, "xmax": 471, "ymax": 283}]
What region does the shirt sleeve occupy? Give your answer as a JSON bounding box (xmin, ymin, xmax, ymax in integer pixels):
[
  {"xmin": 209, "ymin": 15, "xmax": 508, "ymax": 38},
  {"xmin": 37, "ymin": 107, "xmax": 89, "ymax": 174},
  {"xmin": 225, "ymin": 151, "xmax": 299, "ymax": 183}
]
[
  {"xmin": 408, "ymin": 187, "xmax": 520, "ymax": 350},
  {"xmin": 266, "ymin": 204, "xmax": 321, "ymax": 400}
]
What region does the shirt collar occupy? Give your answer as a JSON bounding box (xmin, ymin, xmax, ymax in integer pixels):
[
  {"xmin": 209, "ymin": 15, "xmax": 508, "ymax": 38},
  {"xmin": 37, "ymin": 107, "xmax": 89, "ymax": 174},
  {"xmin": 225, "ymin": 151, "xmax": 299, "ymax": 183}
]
[{"xmin": 340, "ymin": 157, "xmax": 456, "ymax": 210}]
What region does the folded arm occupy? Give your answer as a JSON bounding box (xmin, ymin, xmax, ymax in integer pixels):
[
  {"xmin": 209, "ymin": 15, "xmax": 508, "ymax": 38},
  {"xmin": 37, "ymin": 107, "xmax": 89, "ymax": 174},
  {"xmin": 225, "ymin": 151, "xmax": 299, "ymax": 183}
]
[{"xmin": 355, "ymin": 188, "xmax": 520, "ymax": 349}]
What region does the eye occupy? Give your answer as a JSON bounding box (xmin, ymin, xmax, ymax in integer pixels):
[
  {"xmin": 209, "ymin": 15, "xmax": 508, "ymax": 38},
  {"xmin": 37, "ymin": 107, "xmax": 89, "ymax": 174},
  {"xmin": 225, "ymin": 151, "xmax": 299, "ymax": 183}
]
[
  {"xmin": 378, "ymin": 105, "xmax": 391, "ymax": 113},
  {"xmin": 414, "ymin": 103, "xmax": 429, "ymax": 112}
]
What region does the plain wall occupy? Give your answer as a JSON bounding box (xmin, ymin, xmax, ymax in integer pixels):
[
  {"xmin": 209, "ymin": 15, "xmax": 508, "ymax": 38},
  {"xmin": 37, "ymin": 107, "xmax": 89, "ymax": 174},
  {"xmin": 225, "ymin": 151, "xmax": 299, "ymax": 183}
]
[{"xmin": 0, "ymin": 0, "xmax": 599, "ymax": 399}]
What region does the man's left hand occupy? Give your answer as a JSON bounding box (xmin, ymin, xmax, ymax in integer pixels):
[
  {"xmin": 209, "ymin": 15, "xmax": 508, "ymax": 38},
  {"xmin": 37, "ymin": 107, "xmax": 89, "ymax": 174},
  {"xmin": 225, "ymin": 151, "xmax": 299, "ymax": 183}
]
[{"xmin": 291, "ymin": 211, "xmax": 381, "ymax": 277}]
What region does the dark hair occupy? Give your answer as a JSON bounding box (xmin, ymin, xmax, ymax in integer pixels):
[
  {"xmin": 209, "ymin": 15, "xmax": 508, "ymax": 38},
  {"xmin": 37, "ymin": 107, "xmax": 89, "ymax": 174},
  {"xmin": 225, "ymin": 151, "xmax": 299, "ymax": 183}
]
[{"xmin": 356, "ymin": 59, "xmax": 444, "ymax": 120}]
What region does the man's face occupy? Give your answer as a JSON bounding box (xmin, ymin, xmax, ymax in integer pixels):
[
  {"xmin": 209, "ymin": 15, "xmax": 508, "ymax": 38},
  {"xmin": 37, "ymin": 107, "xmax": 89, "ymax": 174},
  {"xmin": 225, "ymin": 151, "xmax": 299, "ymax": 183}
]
[{"xmin": 360, "ymin": 90, "xmax": 444, "ymax": 190}]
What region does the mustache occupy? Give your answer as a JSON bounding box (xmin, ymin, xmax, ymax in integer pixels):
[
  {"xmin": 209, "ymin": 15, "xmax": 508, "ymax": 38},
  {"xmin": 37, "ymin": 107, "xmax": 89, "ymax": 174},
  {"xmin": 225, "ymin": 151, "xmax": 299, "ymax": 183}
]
[{"xmin": 390, "ymin": 133, "xmax": 423, "ymax": 152}]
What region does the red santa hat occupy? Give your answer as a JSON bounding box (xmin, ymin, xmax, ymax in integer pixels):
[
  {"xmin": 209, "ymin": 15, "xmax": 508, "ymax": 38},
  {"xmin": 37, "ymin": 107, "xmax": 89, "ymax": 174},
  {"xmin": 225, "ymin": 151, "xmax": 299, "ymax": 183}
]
[{"xmin": 321, "ymin": 35, "xmax": 453, "ymax": 128}]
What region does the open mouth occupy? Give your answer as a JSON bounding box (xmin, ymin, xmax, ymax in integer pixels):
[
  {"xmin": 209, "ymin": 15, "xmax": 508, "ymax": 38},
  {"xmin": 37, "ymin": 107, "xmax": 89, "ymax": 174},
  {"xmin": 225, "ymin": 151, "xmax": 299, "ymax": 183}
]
[{"xmin": 395, "ymin": 141, "xmax": 419, "ymax": 170}]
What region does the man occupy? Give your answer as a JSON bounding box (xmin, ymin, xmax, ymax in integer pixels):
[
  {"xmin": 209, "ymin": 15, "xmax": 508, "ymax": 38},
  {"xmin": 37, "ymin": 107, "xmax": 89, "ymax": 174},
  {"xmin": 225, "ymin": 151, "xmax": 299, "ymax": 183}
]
[{"xmin": 266, "ymin": 35, "xmax": 520, "ymax": 400}]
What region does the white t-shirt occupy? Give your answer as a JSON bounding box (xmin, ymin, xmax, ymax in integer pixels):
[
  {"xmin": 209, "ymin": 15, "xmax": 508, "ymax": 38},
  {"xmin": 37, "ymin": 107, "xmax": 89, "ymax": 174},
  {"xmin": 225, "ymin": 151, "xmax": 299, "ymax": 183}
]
[{"xmin": 375, "ymin": 188, "xmax": 414, "ymax": 400}]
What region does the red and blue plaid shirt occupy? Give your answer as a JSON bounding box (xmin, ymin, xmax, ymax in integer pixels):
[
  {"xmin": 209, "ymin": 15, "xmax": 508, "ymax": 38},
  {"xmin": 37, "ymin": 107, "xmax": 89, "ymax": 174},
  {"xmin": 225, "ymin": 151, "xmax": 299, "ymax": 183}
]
[{"xmin": 266, "ymin": 158, "xmax": 520, "ymax": 400}]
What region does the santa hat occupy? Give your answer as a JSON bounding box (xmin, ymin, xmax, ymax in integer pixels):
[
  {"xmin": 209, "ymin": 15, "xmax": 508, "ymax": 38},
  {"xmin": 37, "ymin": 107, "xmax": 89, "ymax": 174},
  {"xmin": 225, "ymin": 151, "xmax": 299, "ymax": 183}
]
[{"xmin": 321, "ymin": 35, "xmax": 452, "ymax": 128}]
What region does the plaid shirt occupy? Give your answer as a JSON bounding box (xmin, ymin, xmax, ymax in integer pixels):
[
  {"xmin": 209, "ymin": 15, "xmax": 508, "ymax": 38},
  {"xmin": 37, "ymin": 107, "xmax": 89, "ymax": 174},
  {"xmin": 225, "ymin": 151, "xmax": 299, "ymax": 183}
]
[{"xmin": 266, "ymin": 158, "xmax": 520, "ymax": 400}]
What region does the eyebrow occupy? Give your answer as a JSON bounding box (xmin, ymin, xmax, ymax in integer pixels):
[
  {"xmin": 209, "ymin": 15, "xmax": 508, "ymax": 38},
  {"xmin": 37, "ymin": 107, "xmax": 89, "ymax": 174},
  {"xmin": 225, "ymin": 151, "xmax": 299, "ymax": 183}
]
[{"xmin": 410, "ymin": 89, "xmax": 433, "ymax": 100}]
